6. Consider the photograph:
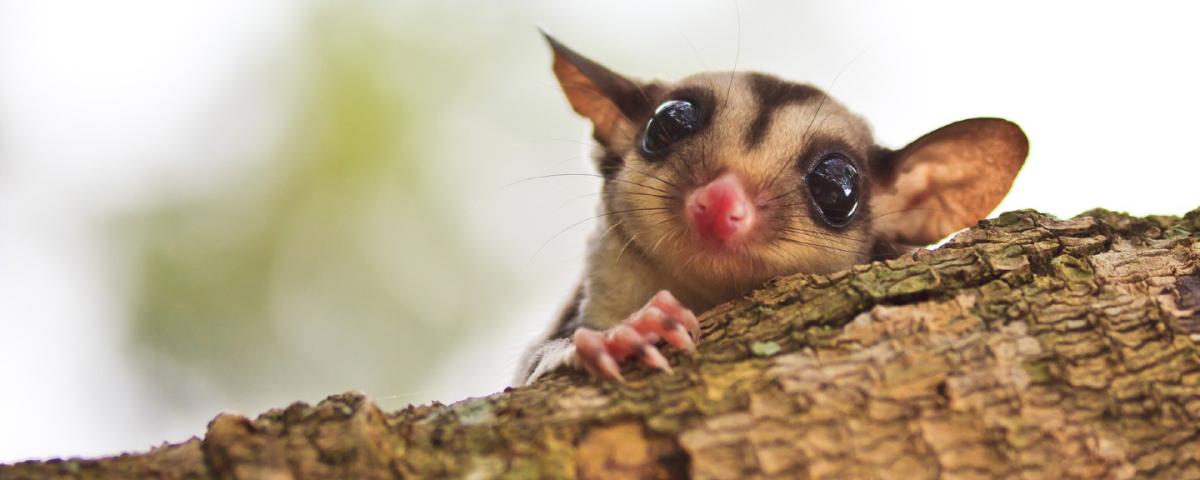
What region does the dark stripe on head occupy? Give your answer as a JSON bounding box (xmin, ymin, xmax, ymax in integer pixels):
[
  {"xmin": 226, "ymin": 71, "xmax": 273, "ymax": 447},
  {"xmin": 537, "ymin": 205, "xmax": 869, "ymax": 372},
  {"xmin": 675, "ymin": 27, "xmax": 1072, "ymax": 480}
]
[{"xmin": 746, "ymin": 73, "xmax": 821, "ymax": 150}]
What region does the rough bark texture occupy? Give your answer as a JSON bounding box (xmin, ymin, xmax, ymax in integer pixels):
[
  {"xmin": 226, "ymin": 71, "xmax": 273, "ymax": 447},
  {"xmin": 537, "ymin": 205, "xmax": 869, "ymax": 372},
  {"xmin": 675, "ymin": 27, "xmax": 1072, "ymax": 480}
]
[{"xmin": 6, "ymin": 208, "xmax": 1200, "ymax": 479}]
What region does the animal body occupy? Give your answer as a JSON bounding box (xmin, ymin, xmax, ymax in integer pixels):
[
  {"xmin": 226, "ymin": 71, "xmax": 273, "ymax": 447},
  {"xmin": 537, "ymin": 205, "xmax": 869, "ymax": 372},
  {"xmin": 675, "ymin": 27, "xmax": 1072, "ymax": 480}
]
[{"xmin": 518, "ymin": 33, "xmax": 1028, "ymax": 385}]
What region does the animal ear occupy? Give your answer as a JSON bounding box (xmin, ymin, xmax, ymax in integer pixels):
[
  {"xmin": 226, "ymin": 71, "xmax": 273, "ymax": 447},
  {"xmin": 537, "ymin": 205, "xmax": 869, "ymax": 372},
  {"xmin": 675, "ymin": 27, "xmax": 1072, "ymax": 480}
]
[
  {"xmin": 869, "ymin": 118, "xmax": 1028, "ymax": 245},
  {"xmin": 541, "ymin": 31, "xmax": 652, "ymax": 146}
]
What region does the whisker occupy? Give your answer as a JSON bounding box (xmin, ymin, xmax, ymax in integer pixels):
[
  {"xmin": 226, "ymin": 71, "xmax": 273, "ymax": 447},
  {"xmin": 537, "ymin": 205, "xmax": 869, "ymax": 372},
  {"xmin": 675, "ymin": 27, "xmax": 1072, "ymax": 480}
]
[
  {"xmin": 500, "ymin": 172, "xmax": 604, "ymax": 189},
  {"xmin": 642, "ymin": 145, "xmax": 697, "ymax": 189},
  {"xmin": 502, "ymin": 137, "xmax": 600, "ymax": 149},
  {"xmin": 862, "ymin": 206, "xmax": 953, "ymax": 222},
  {"xmin": 648, "ymin": 230, "xmax": 675, "ymax": 257},
  {"xmin": 807, "ymin": 44, "xmax": 878, "ymax": 146},
  {"xmin": 659, "ymin": 159, "xmax": 691, "ymax": 188},
  {"xmin": 777, "ymin": 226, "xmax": 873, "ymax": 246},
  {"xmin": 527, "ymin": 207, "xmax": 671, "ymax": 264},
  {"xmin": 698, "ymin": 137, "xmax": 715, "ymax": 184},
  {"xmin": 676, "ymin": 29, "xmax": 721, "ymax": 97},
  {"xmin": 554, "ymin": 191, "xmax": 602, "ymax": 210},
  {"xmin": 778, "ymin": 228, "xmax": 871, "ymax": 247},
  {"xmin": 502, "ymin": 172, "xmax": 674, "ymax": 196},
  {"xmin": 723, "ymin": 0, "xmax": 742, "ymax": 109},
  {"xmin": 614, "ymin": 231, "xmax": 640, "ymax": 266},
  {"xmin": 777, "ymin": 228, "xmax": 871, "ymax": 249},
  {"xmin": 623, "ymin": 191, "xmax": 677, "ymax": 201},
  {"xmin": 776, "ymin": 236, "xmax": 865, "ymax": 256},
  {"xmin": 619, "ymin": 165, "xmax": 681, "ymax": 190},
  {"xmin": 610, "ymin": 178, "xmax": 673, "ymax": 196},
  {"xmin": 609, "ymin": 184, "xmax": 679, "ymax": 201},
  {"xmin": 553, "ymin": 188, "xmax": 677, "ymax": 211},
  {"xmin": 597, "ymin": 219, "xmax": 626, "ymax": 244},
  {"xmin": 762, "ymin": 184, "xmax": 808, "ymax": 204}
]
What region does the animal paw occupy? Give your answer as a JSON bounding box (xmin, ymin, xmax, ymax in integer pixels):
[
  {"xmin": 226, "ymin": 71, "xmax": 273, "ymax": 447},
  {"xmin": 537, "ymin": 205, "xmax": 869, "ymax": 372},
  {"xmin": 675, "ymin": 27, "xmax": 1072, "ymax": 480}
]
[{"xmin": 573, "ymin": 290, "xmax": 700, "ymax": 382}]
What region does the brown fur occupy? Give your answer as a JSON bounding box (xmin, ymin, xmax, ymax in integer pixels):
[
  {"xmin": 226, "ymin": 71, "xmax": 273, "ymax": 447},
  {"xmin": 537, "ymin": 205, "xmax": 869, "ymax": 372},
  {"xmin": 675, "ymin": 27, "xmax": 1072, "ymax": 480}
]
[{"xmin": 518, "ymin": 33, "xmax": 1027, "ymax": 384}]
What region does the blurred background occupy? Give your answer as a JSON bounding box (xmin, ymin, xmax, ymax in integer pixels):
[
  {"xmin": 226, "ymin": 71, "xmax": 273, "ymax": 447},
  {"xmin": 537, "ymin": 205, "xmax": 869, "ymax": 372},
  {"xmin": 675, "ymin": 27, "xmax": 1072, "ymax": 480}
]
[{"xmin": 2, "ymin": 0, "xmax": 1198, "ymax": 462}]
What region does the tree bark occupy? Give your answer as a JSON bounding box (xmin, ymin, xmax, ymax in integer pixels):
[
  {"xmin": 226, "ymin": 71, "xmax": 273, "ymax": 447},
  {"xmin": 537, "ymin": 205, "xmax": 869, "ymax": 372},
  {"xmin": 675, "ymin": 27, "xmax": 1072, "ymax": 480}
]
[{"xmin": 5, "ymin": 208, "xmax": 1200, "ymax": 479}]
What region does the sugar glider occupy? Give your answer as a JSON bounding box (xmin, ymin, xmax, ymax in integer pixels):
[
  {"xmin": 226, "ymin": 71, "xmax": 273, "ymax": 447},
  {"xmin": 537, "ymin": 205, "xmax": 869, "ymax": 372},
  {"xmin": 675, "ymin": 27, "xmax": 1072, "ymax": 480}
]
[{"xmin": 519, "ymin": 32, "xmax": 1027, "ymax": 385}]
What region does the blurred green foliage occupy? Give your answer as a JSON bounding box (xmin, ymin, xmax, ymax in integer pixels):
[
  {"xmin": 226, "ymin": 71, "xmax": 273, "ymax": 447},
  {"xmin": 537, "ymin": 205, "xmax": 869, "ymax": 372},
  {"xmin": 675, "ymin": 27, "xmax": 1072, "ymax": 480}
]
[{"xmin": 127, "ymin": 3, "xmax": 517, "ymax": 405}]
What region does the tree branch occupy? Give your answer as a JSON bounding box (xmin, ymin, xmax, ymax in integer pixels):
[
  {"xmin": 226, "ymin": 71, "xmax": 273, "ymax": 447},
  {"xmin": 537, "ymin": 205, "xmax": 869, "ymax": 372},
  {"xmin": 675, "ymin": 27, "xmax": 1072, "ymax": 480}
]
[{"xmin": 5, "ymin": 208, "xmax": 1200, "ymax": 479}]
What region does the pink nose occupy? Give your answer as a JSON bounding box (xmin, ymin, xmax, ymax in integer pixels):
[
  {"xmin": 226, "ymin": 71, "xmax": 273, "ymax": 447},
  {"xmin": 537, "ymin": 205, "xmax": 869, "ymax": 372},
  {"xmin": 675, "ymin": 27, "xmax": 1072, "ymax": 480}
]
[{"xmin": 687, "ymin": 172, "xmax": 755, "ymax": 243}]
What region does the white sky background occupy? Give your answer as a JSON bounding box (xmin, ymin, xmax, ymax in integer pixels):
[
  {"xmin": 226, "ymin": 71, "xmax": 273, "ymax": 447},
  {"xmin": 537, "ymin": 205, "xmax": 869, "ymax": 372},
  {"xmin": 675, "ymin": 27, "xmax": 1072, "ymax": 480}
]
[{"xmin": 2, "ymin": 0, "xmax": 1199, "ymax": 463}]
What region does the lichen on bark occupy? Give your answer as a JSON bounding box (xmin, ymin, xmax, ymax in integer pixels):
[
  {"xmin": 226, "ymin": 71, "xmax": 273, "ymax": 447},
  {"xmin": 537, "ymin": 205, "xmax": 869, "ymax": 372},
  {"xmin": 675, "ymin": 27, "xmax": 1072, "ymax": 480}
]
[{"xmin": 5, "ymin": 208, "xmax": 1200, "ymax": 479}]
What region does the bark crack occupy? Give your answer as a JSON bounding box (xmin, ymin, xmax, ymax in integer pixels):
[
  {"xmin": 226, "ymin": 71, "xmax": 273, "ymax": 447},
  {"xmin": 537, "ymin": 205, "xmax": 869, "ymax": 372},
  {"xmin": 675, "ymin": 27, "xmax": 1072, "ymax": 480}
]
[{"xmin": 4, "ymin": 208, "xmax": 1200, "ymax": 479}]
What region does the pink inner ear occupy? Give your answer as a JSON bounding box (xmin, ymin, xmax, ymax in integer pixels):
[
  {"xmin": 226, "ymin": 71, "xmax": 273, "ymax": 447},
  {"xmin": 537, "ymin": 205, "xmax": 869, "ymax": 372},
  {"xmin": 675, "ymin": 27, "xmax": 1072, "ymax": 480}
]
[
  {"xmin": 869, "ymin": 118, "xmax": 1027, "ymax": 246},
  {"xmin": 544, "ymin": 34, "xmax": 650, "ymax": 147},
  {"xmin": 872, "ymin": 162, "xmax": 973, "ymax": 245},
  {"xmin": 553, "ymin": 63, "xmax": 634, "ymax": 145}
]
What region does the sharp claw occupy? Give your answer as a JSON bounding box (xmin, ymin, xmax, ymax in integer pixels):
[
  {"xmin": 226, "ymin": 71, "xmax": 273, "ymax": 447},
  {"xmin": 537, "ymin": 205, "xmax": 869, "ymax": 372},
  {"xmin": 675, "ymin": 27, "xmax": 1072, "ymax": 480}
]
[
  {"xmin": 596, "ymin": 352, "xmax": 624, "ymax": 382},
  {"xmin": 665, "ymin": 324, "xmax": 697, "ymax": 352},
  {"xmin": 679, "ymin": 327, "xmax": 698, "ymax": 352},
  {"xmin": 681, "ymin": 310, "xmax": 701, "ymax": 340},
  {"xmin": 641, "ymin": 345, "xmax": 673, "ymax": 374}
]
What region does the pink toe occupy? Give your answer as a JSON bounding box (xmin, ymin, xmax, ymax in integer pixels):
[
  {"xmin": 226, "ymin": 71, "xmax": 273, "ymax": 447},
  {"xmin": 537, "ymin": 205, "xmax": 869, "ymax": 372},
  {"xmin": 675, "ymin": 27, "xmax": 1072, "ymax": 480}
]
[
  {"xmin": 573, "ymin": 327, "xmax": 628, "ymax": 382},
  {"xmin": 628, "ymin": 306, "xmax": 667, "ymax": 335},
  {"xmin": 606, "ymin": 325, "xmax": 645, "ymax": 361},
  {"xmin": 650, "ymin": 290, "xmax": 700, "ymax": 338}
]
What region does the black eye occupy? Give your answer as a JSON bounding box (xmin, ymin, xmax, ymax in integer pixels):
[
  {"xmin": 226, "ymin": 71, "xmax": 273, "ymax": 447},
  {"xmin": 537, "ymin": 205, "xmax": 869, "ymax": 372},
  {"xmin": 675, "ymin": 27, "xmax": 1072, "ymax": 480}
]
[
  {"xmin": 641, "ymin": 100, "xmax": 701, "ymax": 156},
  {"xmin": 806, "ymin": 154, "xmax": 860, "ymax": 227}
]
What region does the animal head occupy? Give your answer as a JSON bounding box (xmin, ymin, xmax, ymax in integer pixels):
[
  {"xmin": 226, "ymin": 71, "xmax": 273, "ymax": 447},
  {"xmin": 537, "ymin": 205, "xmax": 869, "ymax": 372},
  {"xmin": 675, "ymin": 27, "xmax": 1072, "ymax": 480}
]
[{"xmin": 544, "ymin": 33, "xmax": 1027, "ymax": 287}]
